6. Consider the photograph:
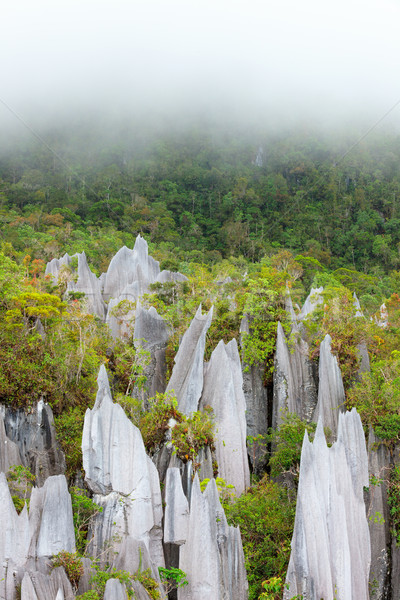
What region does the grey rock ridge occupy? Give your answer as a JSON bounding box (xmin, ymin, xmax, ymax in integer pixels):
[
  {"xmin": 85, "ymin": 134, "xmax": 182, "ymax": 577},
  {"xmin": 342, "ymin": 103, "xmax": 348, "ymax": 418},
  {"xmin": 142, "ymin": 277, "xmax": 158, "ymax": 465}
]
[
  {"xmin": 285, "ymin": 409, "xmax": 370, "ymax": 600},
  {"xmin": 200, "ymin": 339, "xmax": 250, "ymax": 495},
  {"xmin": 102, "ymin": 235, "xmax": 160, "ymax": 301},
  {"xmin": 367, "ymin": 429, "xmax": 391, "ymax": 600},
  {"xmin": 133, "ymin": 302, "xmax": 171, "ymax": 400},
  {"xmin": 178, "ymin": 476, "xmax": 248, "ymax": 600},
  {"xmin": 313, "ymin": 334, "xmax": 345, "ymax": 436},
  {"xmin": 1, "ymin": 400, "xmax": 66, "ymax": 486},
  {"xmin": 166, "ymin": 304, "xmax": 213, "ymax": 415},
  {"xmin": 272, "ymin": 321, "xmax": 317, "ymax": 429},
  {"xmin": 66, "ymin": 251, "xmax": 106, "ymax": 319},
  {"xmin": 82, "ymin": 365, "xmax": 165, "ymax": 570},
  {"xmin": 164, "ymin": 467, "xmax": 189, "ymax": 545},
  {"xmin": 46, "ymin": 235, "xmax": 188, "ymax": 339},
  {"xmin": 44, "ymin": 253, "xmax": 73, "ymax": 284},
  {"xmin": 298, "ymin": 286, "xmax": 324, "ymax": 320}
]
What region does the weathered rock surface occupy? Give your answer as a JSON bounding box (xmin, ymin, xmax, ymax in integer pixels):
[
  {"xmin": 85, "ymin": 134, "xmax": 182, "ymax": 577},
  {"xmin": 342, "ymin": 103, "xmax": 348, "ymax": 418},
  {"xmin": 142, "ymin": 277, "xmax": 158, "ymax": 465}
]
[
  {"xmin": 0, "ymin": 412, "xmax": 22, "ymax": 473},
  {"xmin": 285, "ymin": 409, "xmax": 370, "ymax": 600},
  {"xmin": 166, "ymin": 305, "xmax": 213, "ymax": 415},
  {"xmin": 298, "ymin": 286, "xmax": 324, "ymax": 320},
  {"xmin": 1, "ymin": 401, "xmax": 65, "ymax": 487},
  {"xmin": 313, "ymin": 334, "xmax": 345, "ymax": 436},
  {"xmin": 66, "ymin": 251, "xmax": 106, "ymax": 319},
  {"xmin": 164, "ymin": 467, "xmax": 189, "ymax": 545},
  {"xmin": 200, "ymin": 339, "xmax": 250, "ymax": 495},
  {"xmin": 103, "ymin": 578, "xmax": 128, "ymax": 600},
  {"xmin": 102, "ymin": 235, "xmax": 160, "ymax": 302},
  {"xmin": 156, "ymin": 270, "xmax": 188, "ymax": 284},
  {"xmin": 82, "ymin": 365, "xmax": 164, "ymax": 566},
  {"xmin": 21, "ymin": 567, "xmax": 74, "ymax": 600},
  {"xmin": 44, "ymin": 253, "xmax": 73, "ymax": 284},
  {"xmin": 29, "ymin": 475, "xmax": 75, "ymax": 558},
  {"xmin": 178, "ymin": 476, "xmax": 248, "ymax": 600},
  {"xmin": 133, "ymin": 303, "xmax": 171, "ymax": 400},
  {"xmin": 0, "ymin": 472, "xmax": 30, "ymax": 566},
  {"xmin": 272, "ymin": 322, "xmax": 317, "ymax": 428},
  {"xmin": 367, "ymin": 429, "xmax": 391, "ymax": 600}
]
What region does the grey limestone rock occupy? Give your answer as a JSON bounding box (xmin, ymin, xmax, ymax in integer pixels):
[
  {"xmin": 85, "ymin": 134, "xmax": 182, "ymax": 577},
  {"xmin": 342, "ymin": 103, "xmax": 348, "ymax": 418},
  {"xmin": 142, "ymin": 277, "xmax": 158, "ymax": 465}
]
[
  {"xmin": 200, "ymin": 339, "xmax": 250, "ymax": 495},
  {"xmin": 353, "ymin": 292, "xmax": 364, "ymax": 317},
  {"xmin": 2, "ymin": 400, "xmax": 66, "ymax": 486},
  {"xmin": 0, "ymin": 412, "xmax": 22, "ymax": 473},
  {"xmin": 298, "ymin": 286, "xmax": 324, "ymax": 320},
  {"xmin": 133, "ymin": 303, "xmax": 171, "ymax": 400},
  {"xmin": 285, "ymin": 409, "xmax": 370, "ymax": 600},
  {"xmin": 156, "ymin": 270, "xmax": 188, "ymax": 284},
  {"xmin": 44, "ymin": 254, "xmax": 72, "ymax": 284},
  {"xmin": 102, "ymin": 235, "xmax": 160, "ymax": 302},
  {"xmin": 83, "ymin": 366, "xmax": 164, "ymax": 566},
  {"xmin": 367, "ymin": 429, "xmax": 391, "ymax": 600},
  {"xmin": 272, "ymin": 322, "xmax": 317, "ymax": 429},
  {"xmin": 0, "ymin": 472, "xmax": 30, "ymax": 566},
  {"xmin": 166, "ymin": 305, "xmax": 213, "ymax": 415},
  {"xmin": 20, "ymin": 568, "xmax": 74, "ymax": 600},
  {"xmin": 164, "ymin": 467, "xmax": 189, "ymax": 545},
  {"xmin": 66, "ymin": 251, "xmax": 106, "ymax": 319},
  {"xmin": 178, "ymin": 476, "xmax": 248, "ymax": 600},
  {"xmin": 313, "ymin": 334, "xmax": 345, "ymax": 436},
  {"xmin": 103, "ymin": 578, "xmax": 128, "ymax": 600},
  {"xmin": 28, "ymin": 475, "xmax": 75, "ymax": 558}
]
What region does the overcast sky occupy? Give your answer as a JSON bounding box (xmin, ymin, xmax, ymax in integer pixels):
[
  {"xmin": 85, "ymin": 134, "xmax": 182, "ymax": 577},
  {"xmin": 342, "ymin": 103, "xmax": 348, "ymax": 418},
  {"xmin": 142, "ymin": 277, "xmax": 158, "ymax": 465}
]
[{"xmin": 1, "ymin": 0, "xmax": 400, "ymax": 130}]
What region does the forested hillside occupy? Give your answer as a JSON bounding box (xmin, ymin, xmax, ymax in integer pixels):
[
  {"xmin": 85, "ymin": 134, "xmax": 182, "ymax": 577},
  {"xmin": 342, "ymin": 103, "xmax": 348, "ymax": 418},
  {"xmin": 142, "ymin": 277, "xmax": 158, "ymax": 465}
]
[
  {"xmin": 2, "ymin": 121, "xmax": 400, "ymax": 277},
  {"xmin": 1, "ymin": 120, "xmax": 400, "ymax": 599}
]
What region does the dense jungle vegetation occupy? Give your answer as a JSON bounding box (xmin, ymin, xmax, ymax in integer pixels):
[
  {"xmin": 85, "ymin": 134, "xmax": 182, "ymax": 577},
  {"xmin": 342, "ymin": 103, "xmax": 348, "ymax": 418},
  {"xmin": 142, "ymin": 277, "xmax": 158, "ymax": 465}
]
[{"xmin": 1, "ymin": 119, "xmax": 400, "ymax": 599}]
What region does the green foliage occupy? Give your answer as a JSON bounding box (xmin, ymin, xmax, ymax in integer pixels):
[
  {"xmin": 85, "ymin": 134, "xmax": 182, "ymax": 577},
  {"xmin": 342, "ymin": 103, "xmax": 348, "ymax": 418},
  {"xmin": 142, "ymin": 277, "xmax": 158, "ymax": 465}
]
[
  {"xmin": 347, "ymin": 353, "xmax": 400, "ymax": 449},
  {"xmin": 267, "ymin": 413, "xmax": 317, "ymax": 482},
  {"xmin": 139, "ymin": 393, "xmax": 215, "ymax": 469},
  {"xmin": 240, "ymin": 263, "xmax": 288, "ymax": 381},
  {"xmin": 87, "ymin": 566, "xmax": 135, "ymax": 599},
  {"xmin": 52, "ymin": 551, "xmax": 84, "ymax": 590},
  {"xmin": 70, "ymin": 487, "xmax": 103, "ymax": 555},
  {"xmin": 171, "ymin": 406, "xmax": 215, "ymax": 466},
  {"xmin": 140, "ymin": 392, "xmax": 183, "ymax": 453},
  {"xmin": 7, "ymin": 464, "xmax": 35, "ymax": 513},
  {"xmin": 55, "ymin": 407, "xmax": 86, "ymax": 478},
  {"xmin": 158, "ymin": 566, "xmax": 188, "ymax": 593},
  {"xmin": 224, "ymin": 474, "xmax": 296, "ymax": 600}
]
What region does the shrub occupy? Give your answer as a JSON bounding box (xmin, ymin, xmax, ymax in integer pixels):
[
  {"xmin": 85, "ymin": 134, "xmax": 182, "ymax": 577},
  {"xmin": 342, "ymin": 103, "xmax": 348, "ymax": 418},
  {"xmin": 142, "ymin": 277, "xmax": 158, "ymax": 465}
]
[
  {"xmin": 52, "ymin": 551, "xmax": 83, "ymax": 590},
  {"xmin": 224, "ymin": 474, "xmax": 296, "ymax": 600}
]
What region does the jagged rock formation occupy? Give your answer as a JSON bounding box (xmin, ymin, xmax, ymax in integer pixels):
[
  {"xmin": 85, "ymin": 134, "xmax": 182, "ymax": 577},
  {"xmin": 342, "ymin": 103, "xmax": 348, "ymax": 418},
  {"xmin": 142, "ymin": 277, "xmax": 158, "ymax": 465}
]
[
  {"xmin": 272, "ymin": 322, "xmax": 317, "ymax": 429},
  {"xmin": 200, "ymin": 339, "xmax": 250, "ymax": 495},
  {"xmin": 285, "ymin": 409, "xmax": 370, "ymax": 600},
  {"xmin": 46, "ymin": 236, "xmax": 188, "ymax": 340},
  {"xmin": 164, "ymin": 467, "xmax": 189, "ymax": 545},
  {"xmin": 82, "ymin": 365, "xmax": 164, "ymax": 570},
  {"xmin": 298, "ymin": 286, "xmax": 324, "ymax": 320},
  {"xmin": 21, "ymin": 567, "xmax": 74, "ymax": 600},
  {"xmin": 44, "ymin": 253, "xmax": 73, "ymax": 284},
  {"xmin": 66, "ymin": 251, "xmax": 106, "ymax": 319},
  {"xmin": 166, "ymin": 304, "xmax": 213, "ymax": 415},
  {"xmin": 0, "ymin": 472, "xmax": 75, "ymax": 600},
  {"xmin": 313, "ymin": 334, "xmax": 345, "ymax": 436},
  {"xmin": 133, "ymin": 302, "xmax": 171, "ymax": 400},
  {"xmin": 102, "ymin": 236, "xmax": 160, "ymax": 301},
  {"xmin": 0, "ymin": 412, "xmax": 22, "ymax": 473},
  {"xmin": 1, "ymin": 400, "xmax": 66, "ymax": 486},
  {"xmin": 367, "ymin": 429, "xmax": 391, "ymax": 600},
  {"xmin": 178, "ymin": 475, "xmax": 248, "ymax": 600}
]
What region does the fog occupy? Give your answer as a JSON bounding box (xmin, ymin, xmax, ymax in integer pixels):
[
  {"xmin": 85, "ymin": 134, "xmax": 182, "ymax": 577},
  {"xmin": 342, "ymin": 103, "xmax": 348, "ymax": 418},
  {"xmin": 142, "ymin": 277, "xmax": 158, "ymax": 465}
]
[{"xmin": 2, "ymin": 0, "xmax": 400, "ymax": 136}]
